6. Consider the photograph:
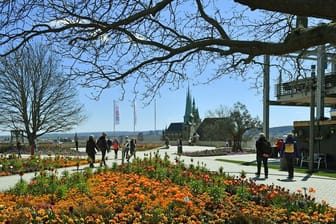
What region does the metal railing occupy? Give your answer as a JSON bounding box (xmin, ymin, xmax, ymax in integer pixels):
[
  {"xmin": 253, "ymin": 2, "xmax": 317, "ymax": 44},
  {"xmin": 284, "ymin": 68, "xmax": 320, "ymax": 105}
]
[{"xmin": 275, "ymin": 73, "xmax": 336, "ymax": 98}]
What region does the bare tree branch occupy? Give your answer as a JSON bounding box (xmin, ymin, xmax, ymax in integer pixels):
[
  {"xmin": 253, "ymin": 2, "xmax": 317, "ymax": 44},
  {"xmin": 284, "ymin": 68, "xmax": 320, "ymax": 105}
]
[{"xmin": 0, "ymin": 0, "xmax": 335, "ymax": 102}]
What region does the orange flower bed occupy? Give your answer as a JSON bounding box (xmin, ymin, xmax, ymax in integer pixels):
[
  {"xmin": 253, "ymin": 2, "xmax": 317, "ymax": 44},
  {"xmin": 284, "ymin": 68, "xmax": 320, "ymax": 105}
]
[{"xmin": 0, "ymin": 153, "xmax": 336, "ymax": 223}]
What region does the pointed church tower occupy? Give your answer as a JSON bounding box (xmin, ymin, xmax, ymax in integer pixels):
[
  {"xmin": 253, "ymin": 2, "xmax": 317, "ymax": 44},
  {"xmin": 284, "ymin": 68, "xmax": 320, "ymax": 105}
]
[
  {"xmin": 182, "ymin": 87, "xmax": 202, "ymax": 141},
  {"xmin": 184, "ymin": 86, "xmax": 193, "ymax": 124},
  {"xmin": 163, "ymin": 86, "xmax": 202, "ymax": 142},
  {"xmin": 192, "ymin": 98, "xmax": 201, "ymax": 125}
]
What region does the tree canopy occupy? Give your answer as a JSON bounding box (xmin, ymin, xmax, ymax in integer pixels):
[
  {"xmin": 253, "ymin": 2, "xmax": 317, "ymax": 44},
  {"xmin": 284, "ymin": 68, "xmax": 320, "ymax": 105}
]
[{"xmin": 0, "ymin": 0, "xmax": 334, "ymax": 101}]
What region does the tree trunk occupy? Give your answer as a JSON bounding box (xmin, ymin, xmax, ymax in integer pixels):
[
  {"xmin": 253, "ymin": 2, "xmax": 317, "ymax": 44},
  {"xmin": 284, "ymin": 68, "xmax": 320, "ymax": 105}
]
[{"xmin": 27, "ymin": 134, "xmax": 36, "ymax": 155}]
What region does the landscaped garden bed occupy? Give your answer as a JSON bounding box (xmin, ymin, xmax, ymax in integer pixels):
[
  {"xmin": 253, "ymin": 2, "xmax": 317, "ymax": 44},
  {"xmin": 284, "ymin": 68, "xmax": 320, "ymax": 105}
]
[
  {"xmin": 0, "ymin": 143, "xmax": 163, "ymax": 176},
  {"xmin": 182, "ymin": 147, "xmax": 249, "ymax": 157},
  {"xmin": 0, "ymin": 151, "xmax": 335, "ymax": 223},
  {"xmin": 0, "ymin": 154, "xmax": 89, "ymax": 176}
]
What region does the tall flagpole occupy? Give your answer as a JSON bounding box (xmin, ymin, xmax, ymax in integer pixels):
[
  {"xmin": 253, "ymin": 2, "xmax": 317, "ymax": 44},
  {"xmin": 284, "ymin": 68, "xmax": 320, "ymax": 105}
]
[
  {"xmin": 133, "ymin": 100, "xmax": 136, "ymax": 134},
  {"xmin": 113, "ymin": 100, "xmax": 120, "ymax": 138},
  {"xmin": 113, "ymin": 100, "xmax": 116, "ymax": 138},
  {"xmin": 154, "ymin": 99, "xmax": 157, "ymax": 132}
]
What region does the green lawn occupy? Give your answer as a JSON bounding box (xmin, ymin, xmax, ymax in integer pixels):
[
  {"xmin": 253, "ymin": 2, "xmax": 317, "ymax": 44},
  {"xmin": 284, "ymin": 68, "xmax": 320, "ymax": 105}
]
[{"xmin": 216, "ymin": 158, "xmax": 336, "ymax": 178}]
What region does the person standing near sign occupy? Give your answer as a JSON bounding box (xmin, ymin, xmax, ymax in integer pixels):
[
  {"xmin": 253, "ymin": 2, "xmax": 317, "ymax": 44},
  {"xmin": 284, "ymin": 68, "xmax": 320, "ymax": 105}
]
[{"xmin": 280, "ymin": 133, "xmax": 300, "ymax": 180}]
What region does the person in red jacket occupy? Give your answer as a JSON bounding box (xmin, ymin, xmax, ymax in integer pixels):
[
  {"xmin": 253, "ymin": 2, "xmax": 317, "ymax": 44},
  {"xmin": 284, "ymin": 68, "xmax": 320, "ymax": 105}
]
[
  {"xmin": 275, "ymin": 138, "xmax": 284, "ymax": 158},
  {"xmin": 112, "ymin": 138, "xmax": 119, "ymax": 159}
]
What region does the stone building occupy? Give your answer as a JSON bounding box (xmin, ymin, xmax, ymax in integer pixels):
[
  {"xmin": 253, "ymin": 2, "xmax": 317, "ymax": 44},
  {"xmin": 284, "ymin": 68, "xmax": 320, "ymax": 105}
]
[{"xmin": 162, "ymin": 87, "xmax": 201, "ymax": 141}]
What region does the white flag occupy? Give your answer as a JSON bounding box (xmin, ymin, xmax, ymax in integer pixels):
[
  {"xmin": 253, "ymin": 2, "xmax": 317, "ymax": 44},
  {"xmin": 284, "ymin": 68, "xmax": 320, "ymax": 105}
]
[{"xmin": 114, "ymin": 100, "xmax": 120, "ymax": 125}]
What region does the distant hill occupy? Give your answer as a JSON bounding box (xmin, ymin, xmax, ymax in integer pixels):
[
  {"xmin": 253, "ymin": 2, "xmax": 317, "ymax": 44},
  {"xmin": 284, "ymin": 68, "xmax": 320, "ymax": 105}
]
[
  {"xmin": 269, "ymin": 126, "xmax": 293, "ymax": 138},
  {"xmin": 41, "ymin": 130, "xmax": 163, "ymax": 140},
  {"xmin": 0, "ymin": 130, "xmax": 163, "ymax": 142},
  {"xmin": 0, "ymin": 126, "xmax": 293, "ymax": 142}
]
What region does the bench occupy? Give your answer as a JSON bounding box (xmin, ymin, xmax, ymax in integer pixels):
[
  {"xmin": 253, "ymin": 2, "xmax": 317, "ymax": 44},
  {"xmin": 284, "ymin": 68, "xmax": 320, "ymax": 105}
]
[{"xmin": 300, "ymin": 152, "xmax": 327, "ymax": 170}]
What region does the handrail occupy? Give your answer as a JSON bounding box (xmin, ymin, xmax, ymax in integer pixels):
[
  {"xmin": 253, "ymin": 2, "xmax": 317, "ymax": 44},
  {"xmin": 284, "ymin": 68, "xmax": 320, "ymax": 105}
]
[{"xmin": 275, "ymin": 73, "xmax": 336, "ymax": 98}]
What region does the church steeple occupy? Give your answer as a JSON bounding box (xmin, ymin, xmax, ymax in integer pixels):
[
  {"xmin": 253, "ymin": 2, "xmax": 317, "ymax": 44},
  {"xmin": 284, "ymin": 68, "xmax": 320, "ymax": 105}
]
[
  {"xmin": 192, "ymin": 98, "xmax": 201, "ymax": 124},
  {"xmin": 184, "ymin": 86, "xmax": 192, "ymax": 124}
]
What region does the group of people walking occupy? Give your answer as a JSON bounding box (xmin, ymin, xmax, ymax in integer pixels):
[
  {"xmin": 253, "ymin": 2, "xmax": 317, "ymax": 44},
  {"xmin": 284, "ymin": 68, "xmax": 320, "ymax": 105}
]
[
  {"xmin": 255, "ymin": 132, "xmax": 299, "ymax": 179},
  {"xmin": 85, "ymin": 131, "xmax": 299, "ymax": 177},
  {"xmin": 85, "ymin": 132, "xmax": 136, "ymax": 168}
]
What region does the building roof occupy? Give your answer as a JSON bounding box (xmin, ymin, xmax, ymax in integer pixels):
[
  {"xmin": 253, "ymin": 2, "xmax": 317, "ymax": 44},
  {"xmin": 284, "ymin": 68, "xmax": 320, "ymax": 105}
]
[
  {"xmin": 167, "ymin": 122, "xmax": 184, "ymax": 132},
  {"xmin": 197, "ymin": 117, "xmax": 229, "ymax": 127}
]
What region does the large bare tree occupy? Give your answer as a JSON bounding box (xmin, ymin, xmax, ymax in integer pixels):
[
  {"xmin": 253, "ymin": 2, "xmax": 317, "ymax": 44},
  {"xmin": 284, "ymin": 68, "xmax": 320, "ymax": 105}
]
[
  {"xmin": 207, "ymin": 102, "xmax": 262, "ymax": 151},
  {"xmin": 0, "ymin": 0, "xmax": 335, "ymax": 101},
  {"xmin": 0, "ymin": 43, "xmax": 86, "ymax": 148}
]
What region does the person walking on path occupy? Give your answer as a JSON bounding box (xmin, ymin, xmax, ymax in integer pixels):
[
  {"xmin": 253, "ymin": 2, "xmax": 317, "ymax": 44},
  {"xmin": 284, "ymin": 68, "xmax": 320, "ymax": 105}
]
[
  {"xmin": 128, "ymin": 138, "xmax": 136, "ymax": 162},
  {"xmin": 107, "ymin": 139, "xmax": 112, "ymax": 153},
  {"xmin": 112, "ymin": 138, "xmax": 119, "ymax": 159},
  {"xmin": 122, "ymin": 136, "xmax": 130, "ymax": 164},
  {"xmin": 97, "ymin": 132, "xmax": 108, "ymax": 166},
  {"xmin": 74, "ymin": 133, "xmax": 79, "ymax": 151},
  {"xmin": 164, "ymin": 137, "xmax": 169, "ymax": 149},
  {"xmin": 177, "ymin": 137, "xmax": 183, "ymax": 154},
  {"xmin": 86, "ymin": 135, "xmax": 99, "ymax": 168},
  {"xmin": 255, "ymin": 133, "xmax": 271, "ymax": 179},
  {"xmin": 280, "ymin": 133, "xmax": 300, "ymax": 180}
]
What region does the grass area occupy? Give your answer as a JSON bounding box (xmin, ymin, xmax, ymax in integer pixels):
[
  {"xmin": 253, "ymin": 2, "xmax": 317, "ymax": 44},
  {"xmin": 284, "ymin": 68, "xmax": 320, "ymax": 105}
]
[{"xmin": 216, "ymin": 158, "xmax": 336, "ymax": 179}]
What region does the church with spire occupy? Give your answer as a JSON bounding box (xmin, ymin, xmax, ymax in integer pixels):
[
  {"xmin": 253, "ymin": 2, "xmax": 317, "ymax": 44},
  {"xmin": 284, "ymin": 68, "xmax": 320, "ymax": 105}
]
[{"xmin": 163, "ymin": 87, "xmax": 201, "ymax": 141}]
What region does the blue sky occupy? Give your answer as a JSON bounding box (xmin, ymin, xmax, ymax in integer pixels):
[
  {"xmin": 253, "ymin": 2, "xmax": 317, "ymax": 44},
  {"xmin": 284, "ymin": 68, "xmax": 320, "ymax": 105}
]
[
  {"xmin": 72, "ymin": 75, "xmax": 318, "ymax": 134},
  {"xmin": 68, "ymin": 3, "xmax": 327, "ymax": 134},
  {"xmin": 0, "ymin": 1, "xmax": 330, "ymax": 136}
]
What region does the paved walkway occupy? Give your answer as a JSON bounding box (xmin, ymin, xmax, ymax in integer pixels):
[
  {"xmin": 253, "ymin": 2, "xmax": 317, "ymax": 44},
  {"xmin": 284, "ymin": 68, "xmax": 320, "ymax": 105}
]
[{"xmin": 1, "ymin": 145, "xmax": 336, "ymax": 207}]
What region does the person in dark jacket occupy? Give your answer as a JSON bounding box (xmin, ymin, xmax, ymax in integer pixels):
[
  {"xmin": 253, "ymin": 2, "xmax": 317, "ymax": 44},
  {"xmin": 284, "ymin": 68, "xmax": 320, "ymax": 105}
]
[
  {"xmin": 97, "ymin": 132, "xmax": 108, "ymax": 166},
  {"xmin": 177, "ymin": 137, "xmax": 183, "ymax": 154},
  {"xmin": 255, "ymin": 133, "xmax": 271, "ymax": 179},
  {"xmin": 122, "ymin": 136, "xmax": 130, "ymax": 164},
  {"xmin": 280, "ymin": 133, "xmax": 300, "ymax": 179},
  {"xmin": 128, "ymin": 138, "xmax": 136, "ymax": 162},
  {"xmin": 86, "ymin": 135, "xmax": 99, "ymax": 168}
]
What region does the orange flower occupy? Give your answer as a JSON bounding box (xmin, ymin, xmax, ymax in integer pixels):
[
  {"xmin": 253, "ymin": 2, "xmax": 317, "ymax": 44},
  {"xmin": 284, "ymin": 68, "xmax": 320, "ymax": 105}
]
[{"xmin": 309, "ymin": 187, "xmax": 316, "ymax": 194}]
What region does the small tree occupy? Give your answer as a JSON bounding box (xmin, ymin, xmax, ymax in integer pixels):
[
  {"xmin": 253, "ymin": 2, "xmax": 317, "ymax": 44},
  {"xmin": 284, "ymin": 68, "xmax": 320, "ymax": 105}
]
[
  {"xmin": 207, "ymin": 102, "xmax": 262, "ymax": 151},
  {"xmin": 228, "ymin": 102, "xmax": 262, "ymax": 151},
  {"xmin": 0, "ymin": 43, "xmax": 86, "ymax": 152}
]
